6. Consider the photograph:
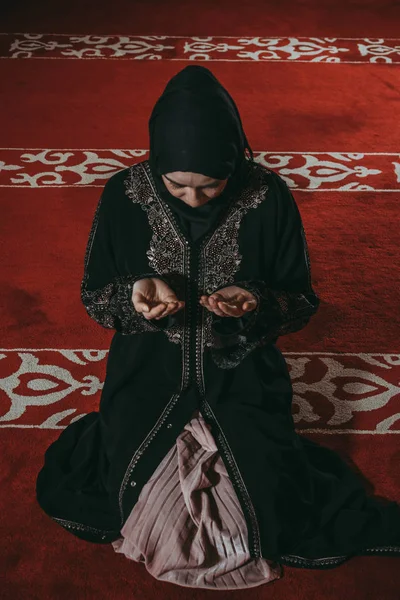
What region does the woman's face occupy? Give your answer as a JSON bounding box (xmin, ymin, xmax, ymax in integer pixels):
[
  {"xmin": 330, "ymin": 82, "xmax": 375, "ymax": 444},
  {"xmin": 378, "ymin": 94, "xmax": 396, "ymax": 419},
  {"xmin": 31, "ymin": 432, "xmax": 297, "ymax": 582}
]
[{"xmin": 162, "ymin": 171, "xmax": 228, "ymax": 207}]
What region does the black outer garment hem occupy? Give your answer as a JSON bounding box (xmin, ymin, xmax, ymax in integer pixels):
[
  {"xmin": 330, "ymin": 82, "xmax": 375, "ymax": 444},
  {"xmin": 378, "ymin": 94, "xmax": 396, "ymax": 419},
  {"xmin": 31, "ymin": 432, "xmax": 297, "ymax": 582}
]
[{"xmin": 48, "ymin": 516, "xmax": 400, "ymax": 567}]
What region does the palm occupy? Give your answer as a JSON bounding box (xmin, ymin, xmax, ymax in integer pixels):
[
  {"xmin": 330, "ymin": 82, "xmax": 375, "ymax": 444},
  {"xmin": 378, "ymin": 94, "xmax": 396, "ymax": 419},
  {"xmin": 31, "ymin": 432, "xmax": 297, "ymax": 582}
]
[
  {"xmin": 200, "ymin": 285, "xmax": 257, "ymax": 318},
  {"xmin": 132, "ymin": 278, "xmax": 185, "ymax": 320}
]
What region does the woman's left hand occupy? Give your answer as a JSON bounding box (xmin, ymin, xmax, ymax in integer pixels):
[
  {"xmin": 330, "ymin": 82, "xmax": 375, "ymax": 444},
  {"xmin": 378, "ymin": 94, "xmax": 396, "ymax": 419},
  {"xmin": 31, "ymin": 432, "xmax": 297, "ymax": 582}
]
[{"xmin": 200, "ymin": 285, "xmax": 258, "ymax": 318}]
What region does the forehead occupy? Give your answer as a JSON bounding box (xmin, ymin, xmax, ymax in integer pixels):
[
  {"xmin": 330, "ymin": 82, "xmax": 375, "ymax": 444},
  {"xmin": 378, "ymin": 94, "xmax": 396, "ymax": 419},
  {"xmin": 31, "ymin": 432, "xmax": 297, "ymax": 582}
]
[{"xmin": 164, "ymin": 171, "xmax": 221, "ymax": 185}]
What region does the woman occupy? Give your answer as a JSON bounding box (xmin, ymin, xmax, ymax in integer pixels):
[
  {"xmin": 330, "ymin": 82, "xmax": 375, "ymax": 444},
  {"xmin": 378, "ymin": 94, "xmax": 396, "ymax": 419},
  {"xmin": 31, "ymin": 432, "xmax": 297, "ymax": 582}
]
[{"xmin": 36, "ymin": 65, "xmax": 400, "ymax": 589}]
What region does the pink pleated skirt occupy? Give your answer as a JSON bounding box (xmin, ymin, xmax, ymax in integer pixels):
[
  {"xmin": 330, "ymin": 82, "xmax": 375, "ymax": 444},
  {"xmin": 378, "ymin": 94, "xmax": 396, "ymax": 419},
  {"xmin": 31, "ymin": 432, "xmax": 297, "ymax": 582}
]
[{"xmin": 112, "ymin": 408, "xmax": 282, "ymax": 589}]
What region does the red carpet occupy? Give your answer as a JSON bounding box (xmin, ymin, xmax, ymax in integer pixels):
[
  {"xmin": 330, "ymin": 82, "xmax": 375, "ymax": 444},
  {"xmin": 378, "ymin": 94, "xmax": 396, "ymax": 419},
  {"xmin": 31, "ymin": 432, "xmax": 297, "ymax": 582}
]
[{"xmin": 1, "ymin": 1, "xmax": 400, "ymax": 598}]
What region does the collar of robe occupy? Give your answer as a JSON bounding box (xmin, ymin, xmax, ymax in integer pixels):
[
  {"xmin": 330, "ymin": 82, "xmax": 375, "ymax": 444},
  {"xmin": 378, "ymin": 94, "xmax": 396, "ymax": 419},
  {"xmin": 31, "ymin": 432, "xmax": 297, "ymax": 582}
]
[
  {"xmin": 147, "ymin": 164, "xmax": 237, "ymax": 245},
  {"xmin": 147, "ymin": 158, "xmax": 252, "ymax": 245}
]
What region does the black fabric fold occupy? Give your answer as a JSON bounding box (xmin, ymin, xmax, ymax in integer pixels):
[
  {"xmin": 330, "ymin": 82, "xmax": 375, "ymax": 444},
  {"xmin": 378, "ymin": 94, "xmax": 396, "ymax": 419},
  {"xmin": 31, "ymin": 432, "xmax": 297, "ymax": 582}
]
[
  {"xmin": 207, "ymin": 173, "xmax": 320, "ymax": 367},
  {"xmin": 80, "ymin": 180, "xmax": 178, "ymax": 335}
]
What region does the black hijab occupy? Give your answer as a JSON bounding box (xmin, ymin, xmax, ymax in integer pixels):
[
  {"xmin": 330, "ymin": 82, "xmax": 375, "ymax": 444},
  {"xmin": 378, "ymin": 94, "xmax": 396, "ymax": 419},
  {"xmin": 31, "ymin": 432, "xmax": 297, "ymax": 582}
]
[{"xmin": 148, "ymin": 65, "xmax": 254, "ymax": 242}]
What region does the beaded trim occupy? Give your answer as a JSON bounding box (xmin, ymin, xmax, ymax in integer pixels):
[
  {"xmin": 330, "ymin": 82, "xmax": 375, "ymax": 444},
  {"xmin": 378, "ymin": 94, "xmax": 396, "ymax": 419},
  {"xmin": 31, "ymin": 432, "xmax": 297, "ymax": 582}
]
[
  {"xmin": 117, "ymin": 160, "xmax": 271, "ymax": 555},
  {"xmin": 118, "ymin": 162, "xmax": 199, "ymax": 525},
  {"xmin": 118, "ymin": 160, "xmax": 318, "ymax": 562},
  {"xmin": 300, "ymin": 222, "xmax": 313, "ymax": 290},
  {"xmin": 51, "ymin": 516, "xmax": 118, "ymax": 541},
  {"xmin": 201, "ymin": 166, "xmax": 268, "ymax": 296},
  {"xmin": 278, "ymin": 553, "xmax": 349, "ymax": 568},
  {"xmin": 200, "ymin": 163, "xmax": 269, "ymax": 351},
  {"xmin": 81, "ymin": 187, "xmax": 179, "ymax": 336},
  {"xmin": 118, "ymin": 392, "xmax": 184, "ymax": 523},
  {"xmin": 278, "ymin": 544, "xmax": 400, "ymax": 568},
  {"xmin": 200, "ymin": 398, "xmax": 262, "ymax": 559},
  {"xmin": 125, "ymin": 164, "xmax": 188, "ymax": 278},
  {"xmin": 124, "ymin": 162, "xmax": 189, "ymax": 345},
  {"xmin": 81, "ymin": 190, "xmax": 164, "ymax": 335},
  {"xmin": 205, "ymin": 265, "xmax": 319, "ymax": 369},
  {"xmin": 362, "ymin": 545, "xmax": 400, "ymax": 554},
  {"xmin": 198, "ymin": 172, "xmax": 319, "ymax": 368}
]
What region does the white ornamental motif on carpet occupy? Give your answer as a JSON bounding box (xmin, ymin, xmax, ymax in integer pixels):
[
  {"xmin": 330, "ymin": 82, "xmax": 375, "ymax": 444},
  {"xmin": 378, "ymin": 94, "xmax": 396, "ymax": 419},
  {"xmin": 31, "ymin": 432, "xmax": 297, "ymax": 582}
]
[
  {"xmin": 0, "ymin": 350, "xmax": 399, "ymax": 432},
  {"xmin": 1, "ymin": 149, "xmax": 399, "ymax": 191}
]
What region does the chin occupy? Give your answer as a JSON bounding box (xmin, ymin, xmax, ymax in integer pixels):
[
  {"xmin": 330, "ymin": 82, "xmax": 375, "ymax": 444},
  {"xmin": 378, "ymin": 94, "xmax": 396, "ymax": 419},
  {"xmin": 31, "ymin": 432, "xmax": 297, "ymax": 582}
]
[{"xmin": 185, "ymin": 200, "xmax": 210, "ymax": 207}]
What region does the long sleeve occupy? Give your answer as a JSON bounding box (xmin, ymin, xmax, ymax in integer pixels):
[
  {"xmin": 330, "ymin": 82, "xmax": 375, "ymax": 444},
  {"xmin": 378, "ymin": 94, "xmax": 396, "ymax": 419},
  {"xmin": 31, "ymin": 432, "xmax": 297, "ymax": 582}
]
[
  {"xmin": 209, "ymin": 174, "xmax": 320, "ymax": 361},
  {"xmin": 81, "ymin": 176, "xmax": 178, "ymax": 335}
]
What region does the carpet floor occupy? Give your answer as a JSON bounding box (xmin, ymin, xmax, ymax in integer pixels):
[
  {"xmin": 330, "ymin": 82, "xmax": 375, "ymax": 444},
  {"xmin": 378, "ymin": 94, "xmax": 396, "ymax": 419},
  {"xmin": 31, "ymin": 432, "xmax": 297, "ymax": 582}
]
[{"xmin": 1, "ymin": 1, "xmax": 399, "ymax": 598}]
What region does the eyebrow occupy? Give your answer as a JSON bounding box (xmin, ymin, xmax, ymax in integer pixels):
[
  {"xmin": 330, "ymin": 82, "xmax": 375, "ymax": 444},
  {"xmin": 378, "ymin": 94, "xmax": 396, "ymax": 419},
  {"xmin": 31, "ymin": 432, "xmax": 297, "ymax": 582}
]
[{"xmin": 164, "ymin": 175, "xmax": 220, "ymax": 189}]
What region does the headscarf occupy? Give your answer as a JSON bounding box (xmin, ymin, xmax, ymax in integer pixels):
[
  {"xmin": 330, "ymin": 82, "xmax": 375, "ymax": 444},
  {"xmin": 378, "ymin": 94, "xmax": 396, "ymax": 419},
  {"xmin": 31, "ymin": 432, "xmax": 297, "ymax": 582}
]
[
  {"xmin": 148, "ymin": 64, "xmax": 254, "ymax": 180},
  {"xmin": 147, "ymin": 65, "xmax": 254, "ymax": 241}
]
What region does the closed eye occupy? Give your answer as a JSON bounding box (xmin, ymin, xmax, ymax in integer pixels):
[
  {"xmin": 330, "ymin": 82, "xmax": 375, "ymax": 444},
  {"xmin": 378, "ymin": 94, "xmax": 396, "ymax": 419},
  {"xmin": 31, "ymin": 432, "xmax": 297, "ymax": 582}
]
[{"xmin": 170, "ymin": 182, "xmax": 219, "ymax": 190}]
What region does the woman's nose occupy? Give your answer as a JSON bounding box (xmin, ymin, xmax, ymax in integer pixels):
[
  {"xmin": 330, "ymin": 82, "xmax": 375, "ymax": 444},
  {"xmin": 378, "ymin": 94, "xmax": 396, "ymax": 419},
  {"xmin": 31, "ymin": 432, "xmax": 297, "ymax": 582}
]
[{"xmin": 186, "ymin": 188, "xmax": 204, "ymax": 203}]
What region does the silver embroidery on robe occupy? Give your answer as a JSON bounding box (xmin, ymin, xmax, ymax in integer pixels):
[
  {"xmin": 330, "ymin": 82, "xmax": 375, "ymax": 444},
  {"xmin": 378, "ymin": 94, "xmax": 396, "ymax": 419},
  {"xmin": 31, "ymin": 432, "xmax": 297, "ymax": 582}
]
[
  {"xmin": 81, "ymin": 189, "xmax": 167, "ymax": 336},
  {"xmin": 123, "ymin": 160, "xmax": 271, "ymax": 352},
  {"xmin": 124, "ymin": 162, "xmax": 187, "ymax": 346},
  {"xmin": 200, "ymin": 163, "xmax": 270, "ymax": 350}
]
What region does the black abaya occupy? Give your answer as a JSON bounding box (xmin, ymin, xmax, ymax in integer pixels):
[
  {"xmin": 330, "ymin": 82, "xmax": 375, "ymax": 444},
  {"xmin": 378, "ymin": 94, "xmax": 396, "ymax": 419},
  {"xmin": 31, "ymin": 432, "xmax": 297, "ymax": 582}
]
[
  {"xmin": 36, "ymin": 159, "xmax": 400, "ymax": 569},
  {"xmin": 36, "ymin": 65, "xmax": 400, "ymax": 573}
]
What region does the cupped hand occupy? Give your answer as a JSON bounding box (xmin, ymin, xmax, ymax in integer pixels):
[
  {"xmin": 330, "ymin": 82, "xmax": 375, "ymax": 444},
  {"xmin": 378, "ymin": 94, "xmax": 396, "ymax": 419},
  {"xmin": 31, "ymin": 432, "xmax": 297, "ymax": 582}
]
[
  {"xmin": 199, "ymin": 285, "xmax": 257, "ymax": 318},
  {"xmin": 132, "ymin": 278, "xmax": 185, "ymax": 320}
]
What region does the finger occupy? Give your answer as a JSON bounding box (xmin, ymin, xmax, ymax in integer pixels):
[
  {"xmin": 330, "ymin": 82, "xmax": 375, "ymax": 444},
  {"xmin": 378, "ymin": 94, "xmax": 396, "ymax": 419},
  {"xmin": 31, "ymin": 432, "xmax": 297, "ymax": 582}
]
[
  {"xmin": 201, "ymin": 296, "xmax": 227, "ymax": 317},
  {"xmin": 200, "ymin": 296, "xmax": 214, "ymax": 310},
  {"xmin": 209, "ymin": 294, "xmax": 224, "ymax": 305},
  {"xmin": 166, "ymin": 303, "xmax": 181, "ymax": 317},
  {"xmin": 209, "ymin": 302, "xmax": 226, "ymax": 317},
  {"xmin": 169, "ymin": 300, "xmax": 185, "ymax": 313},
  {"xmin": 198, "ymin": 295, "xmax": 224, "ymax": 316},
  {"xmin": 242, "ymin": 299, "xmax": 257, "ymax": 311},
  {"xmin": 200, "ymin": 296, "xmax": 212, "ymax": 310},
  {"xmin": 201, "ymin": 299, "xmax": 225, "ymax": 316},
  {"xmin": 143, "ymin": 302, "xmax": 169, "ymax": 320},
  {"xmin": 155, "ymin": 301, "xmax": 178, "ymax": 320},
  {"xmin": 199, "ymin": 296, "xmax": 211, "ymax": 308},
  {"xmin": 208, "ymin": 295, "xmax": 227, "ymax": 315},
  {"xmin": 156, "ymin": 300, "xmax": 186, "ymax": 319},
  {"xmin": 163, "ymin": 296, "xmax": 179, "ymax": 304},
  {"xmin": 154, "ymin": 302, "xmax": 174, "ymax": 320},
  {"xmin": 134, "ymin": 300, "xmax": 151, "ymax": 313},
  {"xmin": 217, "ymin": 301, "xmax": 244, "ymax": 317},
  {"xmin": 132, "ymin": 292, "xmax": 153, "ymax": 313}
]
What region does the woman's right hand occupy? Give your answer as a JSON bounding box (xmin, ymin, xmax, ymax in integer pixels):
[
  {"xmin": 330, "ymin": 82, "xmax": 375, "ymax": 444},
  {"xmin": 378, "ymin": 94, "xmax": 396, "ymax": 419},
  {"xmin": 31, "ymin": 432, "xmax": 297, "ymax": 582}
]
[{"xmin": 132, "ymin": 278, "xmax": 185, "ymax": 320}]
